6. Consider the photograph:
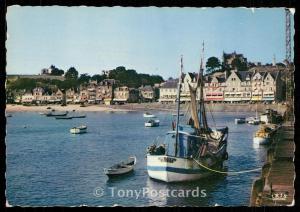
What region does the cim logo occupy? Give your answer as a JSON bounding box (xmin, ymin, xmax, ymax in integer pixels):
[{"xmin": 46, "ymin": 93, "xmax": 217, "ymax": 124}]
[
  {"xmin": 271, "ymin": 192, "xmax": 288, "ymax": 201},
  {"xmin": 158, "ymin": 157, "xmax": 176, "ymax": 163}
]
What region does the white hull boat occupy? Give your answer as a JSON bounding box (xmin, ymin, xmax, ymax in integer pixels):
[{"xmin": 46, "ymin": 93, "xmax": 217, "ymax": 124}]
[
  {"xmin": 104, "ymin": 156, "xmax": 136, "ymax": 176},
  {"xmin": 144, "ymin": 113, "xmax": 156, "ymax": 118},
  {"xmin": 70, "ymin": 125, "xmax": 87, "ymax": 134},
  {"xmin": 145, "ymin": 120, "xmax": 160, "ymax": 127},
  {"xmin": 247, "ymin": 117, "xmax": 260, "ymax": 125},
  {"xmin": 235, "ymin": 118, "xmax": 246, "ymax": 124},
  {"xmin": 253, "ymin": 136, "xmax": 270, "ymax": 145},
  {"xmin": 147, "ymin": 144, "xmax": 227, "ymax": 182}
]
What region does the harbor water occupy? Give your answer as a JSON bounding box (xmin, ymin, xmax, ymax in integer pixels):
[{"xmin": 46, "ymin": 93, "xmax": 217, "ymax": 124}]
[{"xmin": 6, "ymin": 111, "xmax": 267, "ymax": 206}]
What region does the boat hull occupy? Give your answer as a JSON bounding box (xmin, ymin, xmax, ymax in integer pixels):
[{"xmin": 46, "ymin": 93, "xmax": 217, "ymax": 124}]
[
  {"xmin": 145, "ymin": 120, "xmax": 160, "ymax": 127},
  {"xmin": 147, "ymin": 153, "xmax": 225, "ymax": 182},
  {"xmin": 70, "ymin": 128, "xmax": 87, "ymax": 134},
  {"xmin": 144, "ymin": 114, "xmax": 156, "ymax": 118},
  {"xmin": 235, "ymin": 118, "xmax": 246, "ymax": 124},
  {"xmin": 253, "ymin": 136, "xmax": 270, "ymax": 145},
  {"xmin": 104, "ymin": 167, "xmax": 134, "ymax": 176}
]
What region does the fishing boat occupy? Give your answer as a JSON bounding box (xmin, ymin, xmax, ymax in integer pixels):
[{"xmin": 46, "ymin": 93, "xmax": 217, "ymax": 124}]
[
  {"xmin": 253, "ymin": 125, "xmax": 275, "ymax": 145},
  {"xmin": 56, "ymin": 116, "xmax": 73, "ymax": 120},
  {"xmin": 143, "ymin": 112, "xmax": 156, "ymax": 118},
  {"xmin": 46, "ymin": 111, "xmax": 68, "ymax": 117},
  {"xmin": 145, "ymin": 119, "xmax": 160, "ymax": 127},
  {"xmin": 234, "ymin": 117, "xmax": 246, "ymax": 124},
  {"xmin": 103, "ymin": 156, "xmax": 137, "ymax": 176},
  {"xmin": 70, "ymin": 125, "xmax": 87, "ymax": 134},
  {"xmin": 146, "ymin": 50, "xmax": 229, "ymax": 182}
]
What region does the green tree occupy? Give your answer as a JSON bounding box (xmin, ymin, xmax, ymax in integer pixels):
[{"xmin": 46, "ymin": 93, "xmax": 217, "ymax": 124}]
[
  {"xmin": 206, "ymin": 57, "xmax": 222, "ymax": 74},
  {"xmin": 78, "ymin": 73, "xmax": 91, "ymax": 84},
  {"xmin": 231, "ymin": 58, "xmax": 247, "ymax": 71},
  {"xmin": 65, "ymin": 67, "xmax": 79, "ymax": 80},
  {"xmin": 91, "ymin": 74, "xmax": 105, "ymax": 83},
  {"xmin": 51, "ymin": 68, "xmax": 64, "ymax": 76},
  {"xmin": 8, "ymin": 78, "xmax": 36, "ymax": 91}
]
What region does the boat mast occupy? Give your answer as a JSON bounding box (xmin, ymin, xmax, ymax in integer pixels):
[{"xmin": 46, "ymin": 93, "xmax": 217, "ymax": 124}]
[
  {"xmin": 175, "ymin": 55, "xmax": 183, "ymax": 157},
  {"xmin": 198, "ymin": 42, "xmax": 209, "ymax": 132}
]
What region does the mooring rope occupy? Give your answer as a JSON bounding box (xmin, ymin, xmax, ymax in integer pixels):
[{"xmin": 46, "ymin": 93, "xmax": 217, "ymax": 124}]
[{"xmin": 193, "ymin": 158, "xmax": 262, "ymax": 175}]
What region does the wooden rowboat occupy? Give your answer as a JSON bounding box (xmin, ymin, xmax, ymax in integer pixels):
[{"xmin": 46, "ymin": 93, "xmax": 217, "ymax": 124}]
[{"xmin": 103, "ymin": 156, "xmax": 137, "ymax": 176}]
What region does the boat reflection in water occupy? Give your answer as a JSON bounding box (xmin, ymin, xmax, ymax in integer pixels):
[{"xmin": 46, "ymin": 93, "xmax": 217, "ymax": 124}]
[{"xmin": 145, "ymin": 171, "xmax": 226, "ymax": 206}]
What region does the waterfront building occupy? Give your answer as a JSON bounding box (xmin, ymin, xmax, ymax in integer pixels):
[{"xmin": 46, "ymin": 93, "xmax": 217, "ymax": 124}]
[
  {"xmin": 65, "ymin": 89, "xmax": 75, "ymax": 103},
  {"xmin": 73, "ymin": 93, "xmax": 81, "ymax": 104},
  {"xmin": 252, "ymin": 70, "xmax": 282, "ymax": 102},
  {"xmin": 223, "ymin": 70, "xmax": 243, "ymax": 102},
  {"xmin": 32, "ymin": 87, "xmax": 45, "ymax": 103},
  {"xmin": 204, "ymin": 75, "xmax": 226, "ymax": 102},
  {"xmin": 21, "ymin": 92, "xmax": 34, "ymax": 103},
  {"xmin": 139, "ymin": 85, "xmax": 155, "ymax": 102},
  {"xmin": 251, "ymin": 71, "xmax": 265, "ymax": 102},
  {"xmin": 113, "ymin": 86, "xmax": 139, "ymax": 103},
  {"xmin": 55, "ymin": 89, "xmax": 64, "ymax": 103},
  {"xmin": 79, "ymin": 89, "xmax": 89, "ymax": 103},
  {"xmin": 239, "ymin": 71, "xmax": 253, "ymax": 102},
  {"xmin": 158, "ymin": 80, "xmax": 178, "ymax": 103},
  {"xmin": 96, "ymin": 81, "xmax": 113, "ymax": 104}
]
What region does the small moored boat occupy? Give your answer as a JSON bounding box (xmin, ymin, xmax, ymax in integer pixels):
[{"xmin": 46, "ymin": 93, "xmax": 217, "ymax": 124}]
[
  {"xmin": 70, "ymin": 125, "xmax": 87, "ymax": 134},
  {"xmin": 46, "ymin": 111, "xmax": 68, "ymax": 117},
  {"xmin": 56, "ymin": 116, "xmax": 73, "ymax": 120},
  {"xmin": 104, "ymin": 156, "xmax": 137, "ymax": 176},
  {"xmin": 143, "ymin": 112, "xmax": 156, "ymax": 118},
  {"xmin": 71, "ymin": 114, "xmax": 86, "ymax": 118},
  {"xmin": 247, "ymin": 117, "xmax": 260, "ymax": 125},
  {"xmin": 145, "ymin": 119, "xmax": 160, "ymax": 127},
  {"xmin": 234, "ymin": 117, "xmax": 246, "ymax": 124}
]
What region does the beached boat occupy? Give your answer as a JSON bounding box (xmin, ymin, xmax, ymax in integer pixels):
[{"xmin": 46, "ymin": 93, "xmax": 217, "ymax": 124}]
[
  {"xmin": 143, "ymin": 112, "xmax": 156, "ymax": 118},
  {"xmin": 235, "ymin": 117, "xmax": 246, "ymax": 124},
  {"xmin": 145, "ymin": 119, "xmax": 160, "ymax": 127},
  {"xmin": 253, "ymin": 125, "xmax": 275, "ymax": 145},
  {"xmin": 146, "ymin": 52, "xmax": 229, "ymax": 182},
  {"xmin": 70, "ymin": 125, "xmax": 87, "ymax": 134},
  {"xmin": 103, "ymin": 156, "xmax": 137, "ymax": 176}
]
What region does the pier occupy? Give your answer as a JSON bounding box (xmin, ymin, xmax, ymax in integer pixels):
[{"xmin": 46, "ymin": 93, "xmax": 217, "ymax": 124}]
[{"xmin": 250, "ymin": 120, "xmax": 295, "ymax": 206}]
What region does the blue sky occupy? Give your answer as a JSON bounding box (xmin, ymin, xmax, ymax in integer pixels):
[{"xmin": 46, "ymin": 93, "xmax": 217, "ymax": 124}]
[{"xmin": 6, "ymin": 6, "xmax": 294, "ymax": 79}]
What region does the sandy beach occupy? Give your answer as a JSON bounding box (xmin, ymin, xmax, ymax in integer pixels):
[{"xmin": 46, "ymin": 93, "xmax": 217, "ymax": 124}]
[
  {"xmin": 5, "ymin": 102, "xmax": 286, "ymax": 114},
  {"xmin": 5, "ymin": 104, "xmax": 135, "ymax": 113}
]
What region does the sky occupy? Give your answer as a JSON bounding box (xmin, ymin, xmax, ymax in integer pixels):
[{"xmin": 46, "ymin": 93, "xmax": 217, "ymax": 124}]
[{"xmin": 6, "ymin": 6, "xmax": 294, "ymax": 79}]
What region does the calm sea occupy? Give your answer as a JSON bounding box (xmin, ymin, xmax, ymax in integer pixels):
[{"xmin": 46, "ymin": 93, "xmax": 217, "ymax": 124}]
[{"xmin": 6, "ymin": 111, "xmax": 267, "ymax": 206}]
